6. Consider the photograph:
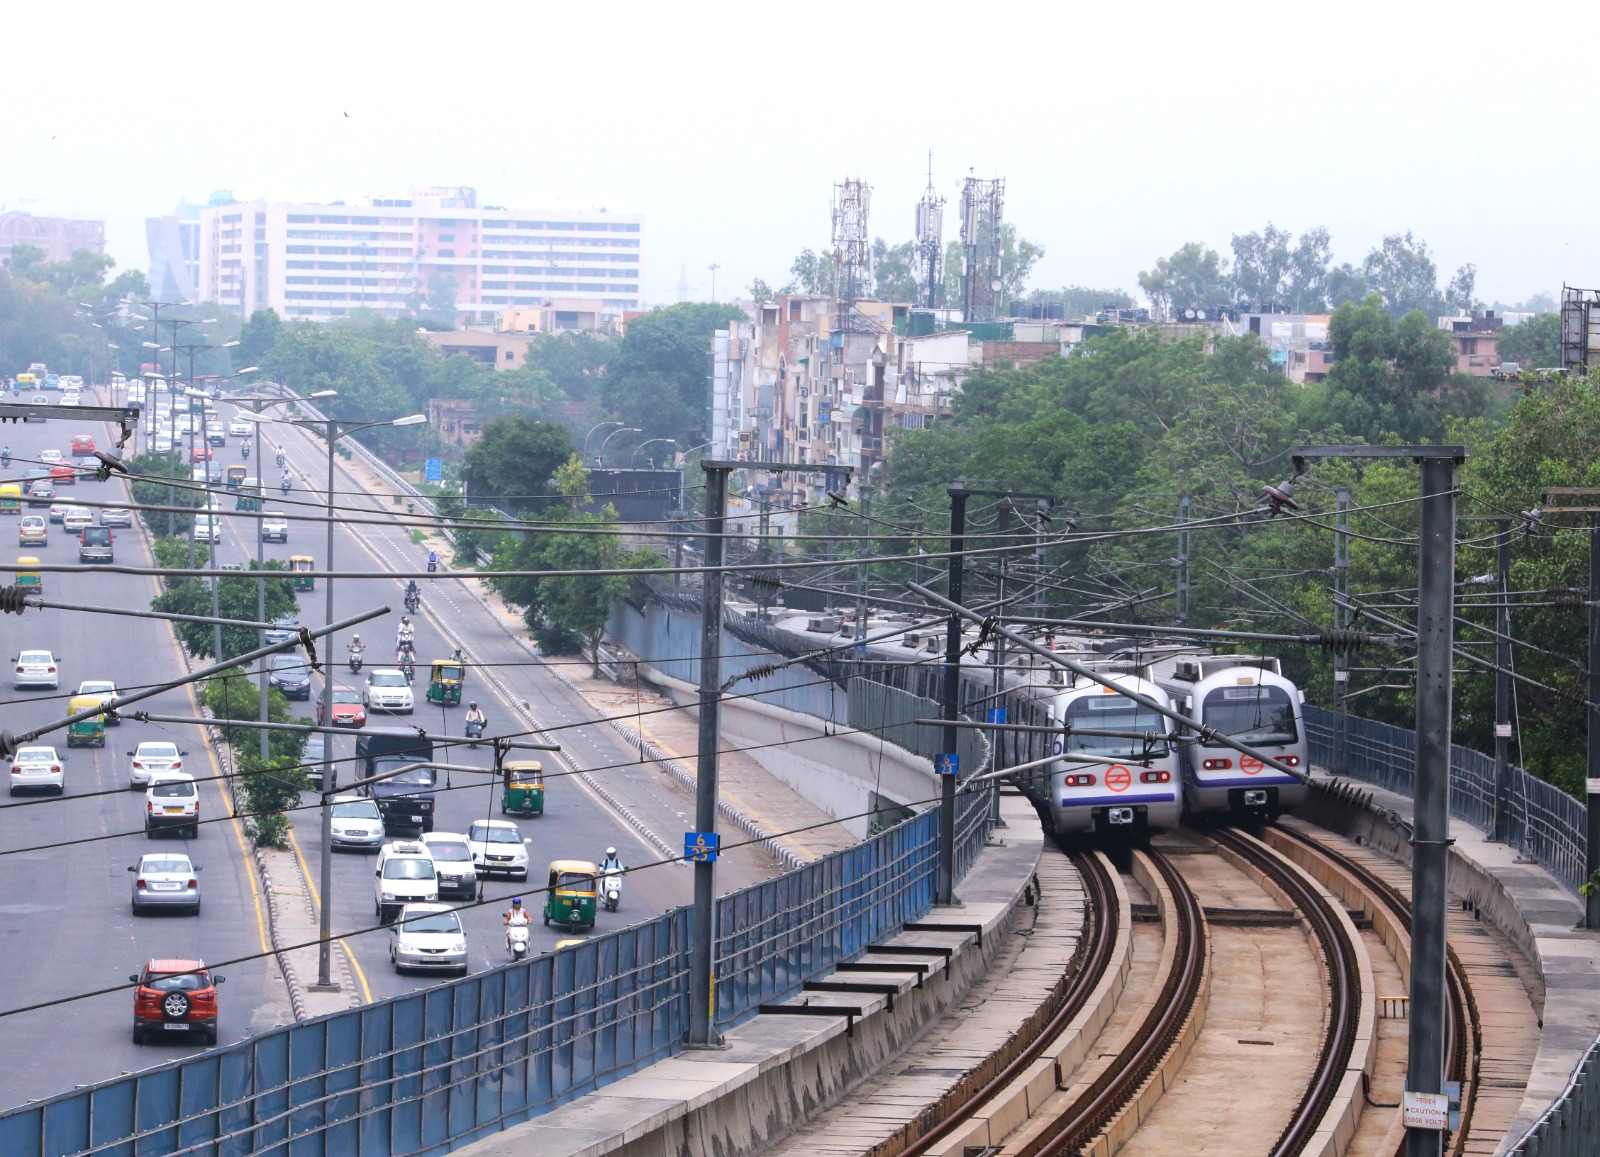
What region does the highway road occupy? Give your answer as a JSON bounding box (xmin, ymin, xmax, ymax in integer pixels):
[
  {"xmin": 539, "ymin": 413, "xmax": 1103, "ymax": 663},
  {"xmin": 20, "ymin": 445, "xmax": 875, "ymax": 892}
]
[{"xmin": 0, "ymin": 384, "xmax": 776, "ymax": 1111}]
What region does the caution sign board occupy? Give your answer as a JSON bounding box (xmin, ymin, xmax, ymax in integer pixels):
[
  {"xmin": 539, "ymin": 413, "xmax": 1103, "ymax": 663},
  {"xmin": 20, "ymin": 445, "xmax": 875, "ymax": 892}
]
[{"xmin": 1402, "ymin": 1091, "xmax": 1448, "ymax": 1131}]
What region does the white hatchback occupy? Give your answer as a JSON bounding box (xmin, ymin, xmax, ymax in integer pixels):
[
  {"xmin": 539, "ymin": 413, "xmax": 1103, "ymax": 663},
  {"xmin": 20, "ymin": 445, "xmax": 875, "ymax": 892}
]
[
  {"xmin": 10, "ymin": 745, "xmax": 64, "ymax": 795},
  {"xmin": 466, "ymin": 820, "xmax": 531, "ymax": 880},
  {"xmin": 129, "ymin": 741, "xmax": 185, "ymax": 788},
  {"xmin": 228, "ymin": 418, "xmax": 252, "ymax": 437},
  {"xmin": 61, "ymin": 506, "xmax": 92, "ymax": 534},
  {"xmin": 13, "ymin": 649, "xmax": 59, "ymax": 689},
  {"xmin": 364, "ymin": 669, "xmax": 414, "ymax": 714}
]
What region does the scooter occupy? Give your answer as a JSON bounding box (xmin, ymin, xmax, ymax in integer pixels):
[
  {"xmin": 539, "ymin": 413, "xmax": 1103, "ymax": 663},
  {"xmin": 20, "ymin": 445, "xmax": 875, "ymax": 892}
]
[
  {"xmin": 280, "ymin": 480, "xmax": 291, "ymax": 495},
  {"xmin": 505, "ymin": 916, "xmax": 531, "ymax": 961},
  {"xmin": 403, "ymin": 591, "xmax": 420, "ymax": 614},
  {"xmin": 601, "ymin": 866, "xmax": 623, "ymax": 913},
  {"xmin": 465, "ymin": 717, "xmax": 487, "ymax": 749},
  {"xmin": 241, "ymin": 443, "xmax": 250, "ymax": 460},
  {"xmin": 348, "ymin": 652, "xmax": 364, "ymax": 674}
]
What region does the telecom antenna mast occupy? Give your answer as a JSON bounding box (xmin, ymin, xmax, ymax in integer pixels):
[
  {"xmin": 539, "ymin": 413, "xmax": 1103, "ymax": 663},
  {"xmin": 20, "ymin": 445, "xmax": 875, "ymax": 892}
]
[
  {"xmin": 832, "ymin": 178, "xmax": 871, "ymax": 334},
  {"xmin": 915, "ymin": 152, "xmax": 945, "ymax": 308},
  {"xmin": 959, "ymin": 175, "xmax": 1005, "ymax": 323}
]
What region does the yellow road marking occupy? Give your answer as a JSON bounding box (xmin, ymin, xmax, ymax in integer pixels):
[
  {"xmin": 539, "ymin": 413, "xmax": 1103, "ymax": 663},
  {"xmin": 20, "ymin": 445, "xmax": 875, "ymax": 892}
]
[{"xmin": 288, "ymin": 826, "xmax": 374, "ymax": 1004}]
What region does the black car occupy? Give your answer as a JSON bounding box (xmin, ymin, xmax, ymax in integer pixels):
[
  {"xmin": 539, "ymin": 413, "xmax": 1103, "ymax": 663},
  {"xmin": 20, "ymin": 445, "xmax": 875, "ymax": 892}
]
[
  {"xmin": 301, "ymin": 733, "xmax": 329, "ymax": 789},
  {"xmin": 268, "ymin": 653, "xmax": 313, "ymax": 700}
]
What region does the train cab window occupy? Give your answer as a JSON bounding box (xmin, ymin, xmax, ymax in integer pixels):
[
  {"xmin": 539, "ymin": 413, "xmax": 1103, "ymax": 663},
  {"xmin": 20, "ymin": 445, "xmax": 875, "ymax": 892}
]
[
  {"xmin": 1201, "ymin": 686, "xmax": 1298, "ymax": 745},
  {"xmin": 1061, "ymin": 695, "xmax": 1170, "ymax": 757}
]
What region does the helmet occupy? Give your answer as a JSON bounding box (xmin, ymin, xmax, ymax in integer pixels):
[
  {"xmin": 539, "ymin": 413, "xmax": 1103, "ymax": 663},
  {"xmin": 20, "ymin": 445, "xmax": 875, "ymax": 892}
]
[
  {"xmin": 606, "ymin": 847, "xmax": 617, "ymax": 858},
  {"xmin": 401, "ymin": 616, "xmax": 410, "ymax": 625},
  {"xmin": 510, "ymin": 897, "xmax": 522, "ymax": 906},
  {"xmin": 469, "ymin": 701, "xmax": 478, "ymax": 709},
  {"xmin": 352, "ymin": 633, "xmax": 360, "ymax": 640}
]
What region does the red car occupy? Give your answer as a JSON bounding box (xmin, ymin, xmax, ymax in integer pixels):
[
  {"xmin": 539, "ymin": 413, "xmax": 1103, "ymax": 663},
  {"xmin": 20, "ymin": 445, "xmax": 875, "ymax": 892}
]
[
  {"xmin": 130, "ymin": 957, "xmax": 224, "ymax": 1045},
  {"xmin": 70, "ymin": 434, "xmax": 96, "ymax": 457},
  {"xmin": 319, "ymin": 684, "xmax": 367, "ymax": 728},
  {"xmin": 50, "ymin": 463, "xmax": 75, "ymax": 487},
  {"xmin": 191, "ymin": 445, "xmax": 213, "ymax": 463}
]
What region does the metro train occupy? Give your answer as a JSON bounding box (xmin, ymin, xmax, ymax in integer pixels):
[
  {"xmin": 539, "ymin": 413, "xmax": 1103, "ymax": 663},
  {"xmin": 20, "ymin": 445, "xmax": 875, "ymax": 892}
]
[
  {"xmin": 1152, "ymin": 655, "xmax": 1309, "ymax": 820},
  {"xmin": 1016, "ymin": 668, "xmax": 1184, "ymax": 836}
]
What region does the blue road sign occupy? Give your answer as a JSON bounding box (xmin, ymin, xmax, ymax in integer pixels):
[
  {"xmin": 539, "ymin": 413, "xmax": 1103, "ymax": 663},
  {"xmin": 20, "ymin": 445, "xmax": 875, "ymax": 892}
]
[
  {"xmin": 684, "ymin": 831, "xmax": 721, "ymax": 862},
  {"xmin": 936, "ymin": 753, "xmax": 959, "ymax": 777},
  {"xmin": 425, "ymin": 457, "xmax": 443, "ymax": 483},
  {"xmin": 985, "ymin": 708, "xmax": 1007, "ymax": 725}
]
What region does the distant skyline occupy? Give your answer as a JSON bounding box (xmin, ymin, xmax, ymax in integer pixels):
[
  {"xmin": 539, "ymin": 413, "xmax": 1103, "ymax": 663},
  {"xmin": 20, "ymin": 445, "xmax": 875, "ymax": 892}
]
[{"xmin": 1, "ymin": 4, "xmax": 1588, "ymax": 313}]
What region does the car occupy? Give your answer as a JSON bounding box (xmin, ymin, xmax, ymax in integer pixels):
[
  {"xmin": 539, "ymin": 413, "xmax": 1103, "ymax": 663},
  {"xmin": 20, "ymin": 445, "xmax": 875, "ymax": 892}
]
[
  {"xmin": 79, "ymin": 525, "xmax": 114, "ymax": 563},
  {"xmin": 145, "ymin": 772, "xmax": 199, "ymax": 838},
  {"xmin": 70, "ymin": 435, "xmax": 96, "ymax": 457},
  {"xmin": 57, "ymin": 394, "xmax": 79, "ymax": 407},
  {"xmin": 9, "ymin": 745, "xmax": 63, "ymax": 795},
  {"xmin": 129, "ymin": 958, "xmax": 223, "ymax": 1045},
  {"xmin": 13, "ymin": 649, "xmax": 59, "ymax": 689},
  {"xmin": 300, "ymin": 732, "xmax": 330, "ymax": 788},
  {"xmin": 77, "ymin": 679, "xmax": 120, "ymax": 723},
  {"xmin": 61, "ymin": 506, "xmax": 92, "ymax": 534},
  {"xmin": 192, "ymin": 515, "xmax": 221, "ymax": 543},
  {"xmin": 100, "ymin": 507, "xmax": 133, "ymax": 527},
  {"xmin": 261, "ymin": 512, "xmax": 289, "ymax": 543},
  {"xmin": 191, "ymin": 444, "xmax": 212, "ymax": 463},
  {"xmin": 18, "ymin": 515, "xmax": 46, "ymax": 547},
  {"xmin": 152, "ymin": 436, "xmax": 173, "ymax": 454},
  {"xmin": 264, "ymin": 615, "xmax": 298, "ymax": 646},
  {"xmin": 206, "ymin": 425, "xmax": 226, "ymax": 448},
  {"xmin": 465, "ymin": 819, "xmax": 531, "ymax": 881},
  {"xmin": 48, "ymin": 501, "xmax": 68, "ymax": 523},
  {"xmin": 228, "ymin": 418, "xmax": 252, "ymax": 437},
  {"xmin": 206, "ymin": 463, "xmax": 223, "ymax": 485},
  {"xmin": 268, "ymin": 653, "xmax": 313, "ymax": 700},
  {"xmin": 24, "ymin": 395, "xmax": 48, "ymax": 420},
  {"xmin": 38, "ymin": 448, "xmax": 62, "ymax": 464},
  {"xmin": 328, "ymin": 794, "xmax": 384, "ymax": 851},
  {"xmin": 389, "ymin": 903, "xmax": 468, "ymax": 975},
  {"xmin": 129, "ymin": 740, "xmax": 185, "ymax": 787},
  {"xmin": 364, "ymin": 669, "xmax": 414, "ymax": 714},
  {"xmin": 50, "ymin": 463, "xmax": 75, "ymax": 487},
  {"xmin": 129, "ymin": 852, "xmax": 202, "ymax": 915},
  {"xmin": 26, "ymin": 480, "xmax": 54, "ymax": 506},
  {"xmin": 421, "ymin": 832, "xmax": 480, "ymax": 900},
  {"xmin": 374, "ymin": 840, "xmax": 438, "ymax": 923},
  {"xmin": 318, "ymin": 683, "xmax": 367, "ymax": 729}
]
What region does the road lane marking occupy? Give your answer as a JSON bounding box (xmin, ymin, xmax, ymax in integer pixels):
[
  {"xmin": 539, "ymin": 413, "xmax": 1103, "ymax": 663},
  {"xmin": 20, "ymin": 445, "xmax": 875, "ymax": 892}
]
[{"xmin": 287, "ymin": 828, "xmax": 374, "ymax": 1004}]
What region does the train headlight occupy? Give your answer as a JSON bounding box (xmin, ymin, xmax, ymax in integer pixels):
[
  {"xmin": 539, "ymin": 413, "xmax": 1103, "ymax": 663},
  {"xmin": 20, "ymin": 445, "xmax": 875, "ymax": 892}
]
[
  {"xmin": 1202, "ymin": 758, "xmax": 1232, "ymax": 770},
  {"xmin": 1281, "ymin": 755, "xmax": 1301, "ymax": 767},
  {"xmin": 1140, "ymin": 771, "xmax": 1171, "ymax": 784},
  {"xmin": 1063, "ymin": 773, "xmax": 1096, "ymax": 787}
]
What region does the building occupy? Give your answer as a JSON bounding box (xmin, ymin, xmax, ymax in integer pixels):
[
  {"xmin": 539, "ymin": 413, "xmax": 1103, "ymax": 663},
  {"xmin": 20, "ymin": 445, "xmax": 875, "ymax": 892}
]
[
  {"xmin": 146, "ymin": 195, "xmax": 216, "ymax": 303},
  {"xmin": 1438, "ymin": 311, "xmax": 1503, "ymax": 377},
  {"xmin": 0, "ymin": 211, "xmax": 105, "ymax": 264},
  {"xmin": 196, "ymin": 186, "xmax": 643, "ymax": 325},
  {"xmin": 419, "ymin": 328, "xmax": 535, "ymax": 369},
  {"xmin": 1220, "ymin": 312, "xmax": 1333, "ymax": 384},
  {"xmin": 425, "ymin": 398, "xmax": 482, "ymax": 448}
]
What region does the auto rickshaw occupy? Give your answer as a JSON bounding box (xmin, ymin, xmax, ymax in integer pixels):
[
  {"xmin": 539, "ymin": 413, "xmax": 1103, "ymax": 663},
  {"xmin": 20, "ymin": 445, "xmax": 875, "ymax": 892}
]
[
  {"xmin": 225, "ymin": 464, "xmax": 247, "ymax": 490},
  {"xmin": 66, "ymin": 694, "xmax": 106, "ymax": 748},
  {"xmin": 427, "ymin": 659, "xmax": 465, "ymax": 706},
  {"xmin": 290, "ymin": 555, "xmax": 315, "ymax": 592},
  {"xmin": 0, "ymin": 484, "xmax": 20, "ymax": 514},
  {"xmin": 235, "ymin": 483, "xmax": 262, "ymax": 512},
  {"xmin": 15, "ymin": 556, "xmax": 41, "ymax": 594},
  {"xmin": 500, "ymin": 761, "xmax": 544, "ymax": 817},
  {"xmin": 543, "ymin": 860, "xmax": 597, "ymax": 929}
]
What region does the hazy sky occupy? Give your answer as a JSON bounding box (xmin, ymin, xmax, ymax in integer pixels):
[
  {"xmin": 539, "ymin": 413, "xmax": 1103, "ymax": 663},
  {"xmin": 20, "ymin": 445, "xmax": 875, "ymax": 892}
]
[{"xmin": 2, "ymin": 4, "xmax": 1582, "ymax": 310}]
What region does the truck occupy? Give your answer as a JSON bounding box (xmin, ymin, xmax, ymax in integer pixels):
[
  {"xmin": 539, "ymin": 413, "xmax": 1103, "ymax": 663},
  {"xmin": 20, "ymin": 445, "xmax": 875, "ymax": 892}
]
[{"xmin": 355, "ymin": 729, "xmax": 437, "ymax": 833}]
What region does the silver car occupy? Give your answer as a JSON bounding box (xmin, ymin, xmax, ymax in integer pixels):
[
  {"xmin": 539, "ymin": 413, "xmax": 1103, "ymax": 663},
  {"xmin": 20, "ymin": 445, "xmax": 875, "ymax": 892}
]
[
  {"xmin": 129, "ymin": 853, "xmax": 202, "ymax": 915},
  {"xmin": 128, "ymin": 741, "xmax": 185, "ymax": 788},
  {"xmin": 389, "ymin": 903, "xmax": 468, "ymax": 975},
  {"xmin": 329, "ymin": 795, "xmax": 384, "ymax": 852},
  {"xmin": 100, "ymin": 508, "xmax": 134, "ymax": 528}
]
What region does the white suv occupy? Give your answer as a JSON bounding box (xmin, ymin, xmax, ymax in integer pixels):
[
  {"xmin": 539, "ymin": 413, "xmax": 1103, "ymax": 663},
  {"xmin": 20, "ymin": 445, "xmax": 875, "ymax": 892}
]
[
  {"xmin": 374, "ymin": 841, "xmax": 437, "ymax": 923},
  {"xmin": 364, "ymin": 669, "xmax": 414, "ymax": 715},
  {"xmin": 145, "ymin": 772, "xmax": 199, "ymax": 839}
]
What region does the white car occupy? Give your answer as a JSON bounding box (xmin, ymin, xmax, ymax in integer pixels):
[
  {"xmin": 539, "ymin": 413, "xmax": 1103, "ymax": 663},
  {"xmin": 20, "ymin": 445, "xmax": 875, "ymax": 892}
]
[
  {"xmin": 13, "ymin": 649, "xmax": 59, "ymax": 689},
  {"xmin": 261, "ymin": 512, "xmax": 289, "ymax": 543},
  {"xmin": 129, "ymin": 741, "xmax": 185, "ymax": 788},
  {"xmin": 100, "ymin": 507, "xmax": 133, "ymax": 528},
  {"xmin": 389, "ymin": 903, "xmax": 468, "ymax": 975},
  {"xmin": 145, "ymin": 772, "xmax": 199, "ymax": 838},
  {"xmin": 38, "ymin": 448, "xmax": 62, "ymax": 464},
  {"xmin": 10, "ymin": 745, "xmax": 63, "ymax": 795},
  {"xmin": 465, "ymin": 820, "xmax": 531, "ymax": 880},
  {"xmin": 77, "ymin": 679, "xmax": 120, "ymax": 724},
  {"xmin": 61, "ymin": 506, "xmax": 92, "ymax": 534},
  {"xmin": 193, "ymin": 515, "xmax": 222, "ymax": 544},
  {"xmin": 58, "ymin": 394, "xmax": 78, "ymax": 407},
  {"xmin": 129, "ymin": 852, "xmax": 202, "ymax": 915},
  {"xmin": 374, "ymin": 841, "xmax": 438, "ymax": 923},
  {"xmin": 329, "ymin": 795, "xmax": 385, "ymax": 852},
  {"xmin": 364, "ymin": 669, "xmax": 414, "ymax": 714},
  {"xmin": 228, "ymin": 418, "xmax": 252, "ymax": 437},
  {"xmin": 153, "ymin": 436, "xmax": 173, "ymax": 454}
]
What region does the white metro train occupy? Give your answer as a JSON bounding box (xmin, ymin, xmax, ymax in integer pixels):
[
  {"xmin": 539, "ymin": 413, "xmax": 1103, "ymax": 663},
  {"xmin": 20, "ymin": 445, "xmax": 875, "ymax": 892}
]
[
  {"xmin": 1019, "ymin": 669, "xmax": 1185, "ymax": 836},
  {"xmin": 1152, "ymin": 655, "xmax": 1309, "ymax": 820}
]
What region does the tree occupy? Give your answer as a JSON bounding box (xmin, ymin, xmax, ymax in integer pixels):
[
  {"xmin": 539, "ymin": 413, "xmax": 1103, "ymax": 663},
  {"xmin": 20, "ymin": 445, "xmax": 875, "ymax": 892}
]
[
  {"xmin": 1138, "ymin": 242, "xmax": 1230, "ymax": 318},
  {"xmin": 1496, "ymin": 312, "xmax": 1560, "ymax": 368},
  {"xmin": 1361, "ymin": 231, "xmax": 1442, "ymax": 319},
  {"xmin": 747, "ymin": 278, "xmax": 777, "ymax": 304},
  {"xmin": 127, "ymin": 452, "xmax": 206, "ymax": 536},
  {"xmin": 1229, "ymin": 224, "xmax": 1293, "ymax": 307},
  {"xmin": 460, "ymin": 415, "xmax": 574, "ymax": 507},
  {"xmin": 203, "ymin": 670, "xmax": 308, "ymax": 847},
  {"xmin": 236, "ymin": 309, "xmax": 282, "ymax": 371},
  {"xmin": 1444, "ymin": 263, "xmax": 1480, "ymax": 314},
  {"xmin": 152, "ymin": 562, "xmax": 297, "ymax": 660},
  {"xmin": 870, "ymin": 239, "xmax": 919, "ymax": 301},
  {"xmin": 1298, "ymin": 295, "xmax": 1455, "ymax": 443},
  {"xmin": 998, "ymin": 224, "xmax": 1044, "ymax": 302},
  {"xmin": 1022, "ymin": 285, "xmax": 1135, "ymax": 319},
  {"xmin": 3, "ymin": 244, "xmax": 47, "ymax": 277},
  {"xmin": 600, "ymin": 301, "xmax": 745, "ymax": 446},
  {"xmin": 787, "ymin": 249, "xmax": 835, "ymax": 296},
  {"xmin": 1285, "ymin": 227, "xmax": 1335, "ymax": 311}
]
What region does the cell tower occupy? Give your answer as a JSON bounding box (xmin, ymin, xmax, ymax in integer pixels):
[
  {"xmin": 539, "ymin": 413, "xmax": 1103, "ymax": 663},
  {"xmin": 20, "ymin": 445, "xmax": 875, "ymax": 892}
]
[
  {"xmin": 832, "ymin": 178, "xmax": 871, "ymax": 333},
  {"xmin": 915, "ymin": 152, "xmax": 944, "ymax": 309},
  {"xmin": 959, "ymin": 175, "xmax": 1005, "ymax": 323}
]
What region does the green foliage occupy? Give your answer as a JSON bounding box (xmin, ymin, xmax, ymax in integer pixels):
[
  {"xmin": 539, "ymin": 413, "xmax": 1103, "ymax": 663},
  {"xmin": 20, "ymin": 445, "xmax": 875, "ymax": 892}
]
[
  {"xmin": 998, "ymin": 223, "xmax": 1044, "ymax": 302},
  {"xmin": 600, "ymin": 302, "xmax": 745, "ymax": 447},
  {"xmin": 235, "ymin": 309, "xmax": 282, "ymax": 371},
  {"xmin": 153, "ymin": 561, "xmax": 296, "ymax": 661},
  {"xmin": 786, "ymin": 249, "xmax": 835, "ymax": 296},
  {"xmin": 128, "ymin": 452, "xmax": 205, "ymax": 536},
  {"xmin": 203, "ymin": 670, "xmax": 308, "ymax": 847},
  {"xmin": 1496, "ymin": 313, "xmax": 1560, "ymax": 369},
  {"xmin": 870, "ymin": 239, "xmax": 919, "ymax": 301},
  {"xmin": 1138, "ymin": 242, "xmax": 1230, "ymax": 317},
  {"xmin": 461, "ymin": 415, "xmax": 574, "ymax": 507},
  {"xmin": 1021, "ymin": 285, "xmax": 1136, "ymax": 319}
]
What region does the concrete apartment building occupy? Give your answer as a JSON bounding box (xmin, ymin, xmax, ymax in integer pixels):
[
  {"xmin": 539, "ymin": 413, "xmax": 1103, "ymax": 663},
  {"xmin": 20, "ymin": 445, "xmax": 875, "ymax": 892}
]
[
  {"xmin": 0, "ymin": 211, "xmax": 105, "ymax": 263},
  {"xmin": 196, "ymin": 186, "xmax": 643, "ymax": 324}
]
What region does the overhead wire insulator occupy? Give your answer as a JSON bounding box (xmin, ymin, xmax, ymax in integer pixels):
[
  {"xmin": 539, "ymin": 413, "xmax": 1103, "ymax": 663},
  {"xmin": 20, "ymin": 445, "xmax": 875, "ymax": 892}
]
[
  {"xmin": 1317, "ymin": 627, "xmax": 1380, "ymax": 655},
  {"xmin": 1549, "ymin": 589, "xmax": 1586, "ymax": 611},
  {"xmin": 0, "ymin": 585, "xmax": 30, "ymax": 615}
]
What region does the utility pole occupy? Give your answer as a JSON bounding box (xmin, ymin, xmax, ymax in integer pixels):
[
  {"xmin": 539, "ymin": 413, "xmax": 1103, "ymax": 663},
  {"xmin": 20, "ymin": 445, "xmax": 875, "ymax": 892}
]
[
  {"xmin": 1175, "ymin": 494, "xmax": 1190, "ymax": 626},
  {"xmin": 1494, "ymin": 518, "xmax": 1514, "ymax": 842},
  {"xmin": 854, "ymin": 483, "xmax": 871, "ymax": 648},
  {"xmin": 1333, "ymin": 487, "xmax": 1351, "ymax": 775},
  {"xmin": 989, "ymin": 502, "xmax": 1012, "ymax": 829},
  {"xmin": 1589, "ymin": 512, "xmax": 1600, "ymax": 928},
  {"xmin": 938, "ymin": 484, "xmax": 970, "ymax": 906},
  {"xmin": 1292, "ymin": 444, "xmax": 1464, "ymax": 1157}
]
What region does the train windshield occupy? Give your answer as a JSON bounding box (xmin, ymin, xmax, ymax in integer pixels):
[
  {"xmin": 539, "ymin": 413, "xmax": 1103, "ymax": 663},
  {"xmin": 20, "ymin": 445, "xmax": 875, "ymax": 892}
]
[
  {"xmin": 1201, "ymin": 685, "xmax": 1298, "ymax": 745},
  {"xmin": 1061, "ymin": 694, "xmax": 1169, "ymax": 757}
]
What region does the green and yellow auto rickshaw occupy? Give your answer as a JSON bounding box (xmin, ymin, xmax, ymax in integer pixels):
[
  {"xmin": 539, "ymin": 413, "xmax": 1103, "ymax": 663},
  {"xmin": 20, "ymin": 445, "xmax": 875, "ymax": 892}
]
[
  {"xmin": 225, "ymin": 464, "xmax": 247, "ymax": 490},
  {"xmin": 543, "ymin": 860, "xmax": 597, "ymax": 929},
  {"xmin": 290, "ymin": 555, "xmax": 315, "ymax": 592},
  {"xmin": 427, "ymin": 659, "xmax": 464, "ymax": 706},
  {"xmin": 66, "ymin": 694, "xmax": 106, "ymax": 748},
  {"xmin": 15, "ymin": 555, "xmax": 42, "ymax": 594},
  {"xmin": 500, "ymin": 761, "xmax": 544, "ymax": 817},
  {"xmin": 0, "ymin": 484, "xmax": 21, "ymax": 514},
  {"xmin": 236, "ymin": 482, "xmax": 262, "ymax": 512}
]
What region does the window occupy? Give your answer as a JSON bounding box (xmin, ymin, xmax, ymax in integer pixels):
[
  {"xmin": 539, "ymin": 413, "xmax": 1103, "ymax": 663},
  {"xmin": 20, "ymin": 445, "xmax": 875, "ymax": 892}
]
[
  {"xmin": 438, "ymin": 233, "xmax": 455, "ymax": 242},
  {"xmin": 437, "ymin": 249, "xmax": 455, "ymax": 258},
  {"xmin": 612, "ymin": 223, "xmax": 641, "ymax": 232},
  {"xmin": 505, "ymin": 350, "xmax": 515, "ymax": 361},
  {"xmin": 1461, "ymin": 338, "xmax": 1478, "ymax": 355}
]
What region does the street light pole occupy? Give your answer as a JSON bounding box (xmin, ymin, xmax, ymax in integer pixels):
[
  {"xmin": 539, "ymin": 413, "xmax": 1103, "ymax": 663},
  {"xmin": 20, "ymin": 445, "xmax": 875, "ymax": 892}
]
[
  {"xmin": 582, "ymin": 420, "xmax": 622, "ymax": 464},
  {"xmin": 597, "ymin": 426, "xmax": 640, "ymax": 467}
]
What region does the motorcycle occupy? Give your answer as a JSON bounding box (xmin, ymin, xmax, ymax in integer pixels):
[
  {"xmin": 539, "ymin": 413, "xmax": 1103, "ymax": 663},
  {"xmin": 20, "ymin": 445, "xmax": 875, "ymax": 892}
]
[
  {"xmin": 348, "ymin": 652, "xmax": 364, "ymax": 674},
  {"xmin": 505, "ymin": 916, "xmax": 531, "ymax": 961},
  {"xmin": 465, "ymin": 717, "xmax": 486, "ymax": 749},
  {"xmin": 426, "ymin": 557, "xmax": 439, "ymax": 573},
  {"xmin": 280, "ymin": 480, "xmax": 291, "ymax": 495},
  {"xmin": 241, "ymin": 443, "xmax": 250, "ymax": 460},
  {"xmin": 1, "ymin": 452, "xmax": 9, "ymax": 469},
  {"xmin": 399, "ymin": 655, "xmax": 415, "ymax": 683},
  {"xmin": 404, "ymin": 591, "xmax": 420, "ymax": 614},
  {"xmin": 601, "ymin": 866, "xmax": 623, "ymax": 913},
  {"xmin": 275, "ymin": 452, "xmax": 285, "ymax": 468}
]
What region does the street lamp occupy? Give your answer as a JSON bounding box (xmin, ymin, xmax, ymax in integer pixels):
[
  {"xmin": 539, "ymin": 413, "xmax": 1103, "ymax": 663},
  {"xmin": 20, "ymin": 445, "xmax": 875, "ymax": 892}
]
[
  {"xmin": 582, "ymin": 420, "xmax": 622, "ymax": 462},
  {"xmin": 597, "ymin": 426, "xmax": 640, "ymax": 466},
  {"xmin": 634, "ymin": 437, "xmax": 676, "ymax": 467},
  {"xmin": 242, "ymin": 403, "xmax": 427, "ymax": 991}
]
